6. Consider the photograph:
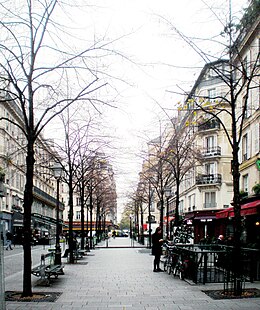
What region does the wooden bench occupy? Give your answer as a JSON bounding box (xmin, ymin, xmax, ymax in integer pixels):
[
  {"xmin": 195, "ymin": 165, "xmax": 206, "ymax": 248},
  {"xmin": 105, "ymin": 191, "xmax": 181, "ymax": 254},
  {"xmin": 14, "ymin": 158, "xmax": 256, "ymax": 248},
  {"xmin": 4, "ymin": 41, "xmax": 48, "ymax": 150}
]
[{"xmin": 32, "ymin": 252, "xmax": 64, "ymax": 285}]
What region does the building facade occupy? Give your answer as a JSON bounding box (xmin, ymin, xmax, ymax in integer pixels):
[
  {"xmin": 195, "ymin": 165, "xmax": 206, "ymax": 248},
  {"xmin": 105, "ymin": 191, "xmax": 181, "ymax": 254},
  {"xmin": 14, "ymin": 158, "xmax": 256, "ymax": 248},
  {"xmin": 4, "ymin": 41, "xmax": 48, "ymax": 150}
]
[{"xmin": 0, "ymin": 91, "xmax": 64, "ymax": 244}]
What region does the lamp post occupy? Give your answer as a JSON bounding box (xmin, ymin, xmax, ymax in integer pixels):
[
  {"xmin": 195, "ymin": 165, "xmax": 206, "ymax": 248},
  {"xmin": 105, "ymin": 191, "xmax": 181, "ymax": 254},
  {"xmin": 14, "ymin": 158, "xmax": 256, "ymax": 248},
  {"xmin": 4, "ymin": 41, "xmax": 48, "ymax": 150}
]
[
  {"xmin": 164, "ymin": 187, "xmax": 172, "ymax": 240},
  {"xmin": 0, "ymin": 171, "xmax": 6, "ymax": 310},
  {"xmin": 129, "ymin": 215, "xmax": 134, "ymax": 247},
  {"xmin": 52, "ymin": 162, "xmax": 63, "ymax": 265}
]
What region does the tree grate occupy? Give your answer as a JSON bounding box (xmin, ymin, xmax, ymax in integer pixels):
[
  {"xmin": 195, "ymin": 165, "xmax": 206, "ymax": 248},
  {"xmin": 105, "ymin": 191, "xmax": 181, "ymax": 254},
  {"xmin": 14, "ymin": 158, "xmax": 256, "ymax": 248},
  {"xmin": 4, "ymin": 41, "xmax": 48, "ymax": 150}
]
[
  {"xmin": 202, "ymin": 288, "xmax": 260, "ymax": 299},
  {"xmin": 5, "ymin": 291, "xmax": 62, "ymax": 302}
]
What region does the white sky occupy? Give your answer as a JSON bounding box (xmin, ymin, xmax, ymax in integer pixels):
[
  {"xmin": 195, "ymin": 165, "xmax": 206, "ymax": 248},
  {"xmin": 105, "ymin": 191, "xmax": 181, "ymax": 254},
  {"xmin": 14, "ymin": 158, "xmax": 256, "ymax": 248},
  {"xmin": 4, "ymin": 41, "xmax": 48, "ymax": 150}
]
[{"xmin": 49, "ymin": 0, "xmax": 248, "ymax": 219}]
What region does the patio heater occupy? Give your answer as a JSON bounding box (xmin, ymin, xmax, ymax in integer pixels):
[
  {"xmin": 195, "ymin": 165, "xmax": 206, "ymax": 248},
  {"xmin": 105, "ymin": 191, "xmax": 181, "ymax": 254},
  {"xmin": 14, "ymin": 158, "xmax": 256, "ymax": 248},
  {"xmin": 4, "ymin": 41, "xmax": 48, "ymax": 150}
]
[{"xmin": 164, "ymin": 187, "xmax": 172, "ymax": 240}]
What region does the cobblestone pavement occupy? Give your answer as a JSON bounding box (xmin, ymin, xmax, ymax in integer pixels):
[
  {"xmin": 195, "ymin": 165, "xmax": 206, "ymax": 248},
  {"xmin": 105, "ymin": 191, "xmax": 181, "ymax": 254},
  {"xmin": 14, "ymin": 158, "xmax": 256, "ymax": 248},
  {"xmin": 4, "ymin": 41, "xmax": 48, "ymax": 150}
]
[{"xmin": 4, "ymin": 238, "xmax": 260, "ymax": 309}]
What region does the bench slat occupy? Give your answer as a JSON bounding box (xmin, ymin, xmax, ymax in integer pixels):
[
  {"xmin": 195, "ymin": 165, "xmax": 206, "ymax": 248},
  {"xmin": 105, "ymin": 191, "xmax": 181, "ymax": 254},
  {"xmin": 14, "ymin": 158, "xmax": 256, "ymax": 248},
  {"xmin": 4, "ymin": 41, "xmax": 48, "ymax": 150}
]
[{"xmin": 31, "ymin": 252, "xmax": 64, "ymax": 281}]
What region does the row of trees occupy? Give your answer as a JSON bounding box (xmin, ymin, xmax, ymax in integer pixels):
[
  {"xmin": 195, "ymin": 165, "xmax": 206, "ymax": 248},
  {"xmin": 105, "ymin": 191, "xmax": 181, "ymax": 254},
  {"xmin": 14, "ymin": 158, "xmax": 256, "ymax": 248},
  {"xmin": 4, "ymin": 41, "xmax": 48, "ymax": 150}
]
[
  {"xmin": 124, "ymin": 0, "xmax": 259, "ymax": 296},
  {"xmin": 53, "ymin": 112, "xmax": 117, "ymax": 259},
  {"xmin": 0, "ymin": 0, "xmax": 119, "ymax": 298}
]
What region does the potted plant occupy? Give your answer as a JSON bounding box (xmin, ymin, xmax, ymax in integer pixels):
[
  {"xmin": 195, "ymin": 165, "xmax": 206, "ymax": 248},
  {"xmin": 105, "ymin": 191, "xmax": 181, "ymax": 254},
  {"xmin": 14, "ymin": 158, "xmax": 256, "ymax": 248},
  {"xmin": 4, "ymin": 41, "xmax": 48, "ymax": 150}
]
[{"xmin": 252, "ymin": 183, "xmax": 260, "ymax": 195}]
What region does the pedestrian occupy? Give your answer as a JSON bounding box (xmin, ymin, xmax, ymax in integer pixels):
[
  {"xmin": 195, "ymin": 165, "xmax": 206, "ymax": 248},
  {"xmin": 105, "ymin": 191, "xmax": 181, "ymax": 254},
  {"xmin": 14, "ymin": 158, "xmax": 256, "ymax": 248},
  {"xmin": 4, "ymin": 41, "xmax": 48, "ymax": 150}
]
[
  {"xmin": 1, "ymin": 231, "xmax": 4, "ymax": 246},
  {"xmin": 6, "ymin": 230, "xmax": 13, "ymax": 250},
  {"xmin": 62, "ymin": 236, "xmax": 78, "ymax": 258},
  {"xmin": 151, "ymin": 227, "xmax": 164, "ymax": 272},
  {"xmin": 216, "ymin": 234, "xmax": 225, "ymax": 245},
  {"xmin": 65, "ymin": 232, "xmax": 69, "ymax": 244},
  {"xmin": 112, "ymin": 230, "xmax": 116, "ymax": 239}
]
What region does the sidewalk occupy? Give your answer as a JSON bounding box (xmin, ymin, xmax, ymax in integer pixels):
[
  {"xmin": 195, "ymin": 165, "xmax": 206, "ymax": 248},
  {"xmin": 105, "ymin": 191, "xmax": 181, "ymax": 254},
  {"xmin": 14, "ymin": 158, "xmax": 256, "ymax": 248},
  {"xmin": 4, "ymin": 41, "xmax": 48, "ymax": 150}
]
[{"xmin": 4, "ymin": 237, "xmax": 260, "ymax": 309}]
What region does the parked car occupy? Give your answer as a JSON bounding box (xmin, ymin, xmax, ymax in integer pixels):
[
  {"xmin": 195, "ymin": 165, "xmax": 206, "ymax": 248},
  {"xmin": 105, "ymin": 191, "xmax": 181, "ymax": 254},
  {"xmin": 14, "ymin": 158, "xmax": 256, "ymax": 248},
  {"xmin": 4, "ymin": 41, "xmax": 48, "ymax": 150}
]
[{"xmin": 113, "ymin": 230, "xmax": 128, "ymax": 237}]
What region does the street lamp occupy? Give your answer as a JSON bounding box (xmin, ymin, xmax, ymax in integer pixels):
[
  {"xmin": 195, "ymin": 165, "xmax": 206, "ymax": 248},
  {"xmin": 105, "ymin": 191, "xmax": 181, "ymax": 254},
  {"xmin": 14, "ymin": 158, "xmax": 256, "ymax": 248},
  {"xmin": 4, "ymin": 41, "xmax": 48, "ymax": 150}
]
[
  {"xmin": 129, "ymin": 215, "xmax": 134, "ymax": 247},
  {"xmin": 164, "ymin": 187, "xmax": 172, "ymax": 240},
  {"xmin": 52, "ymin": 162, "xmax": 63, "ymax": 265}
]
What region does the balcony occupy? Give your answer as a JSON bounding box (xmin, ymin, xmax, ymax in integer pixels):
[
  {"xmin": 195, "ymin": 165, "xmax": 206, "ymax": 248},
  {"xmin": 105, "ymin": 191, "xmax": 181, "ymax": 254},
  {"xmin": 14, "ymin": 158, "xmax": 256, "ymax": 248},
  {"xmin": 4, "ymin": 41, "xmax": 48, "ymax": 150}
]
[
  {"xmin": 33, "ymin": 186, "xmax": 65, "ymax": 210},
  {"xmin": 196, "ymin": 174, "xmax": 222, "ymax": 185},
  {"xmin": 11, "ymin": 205, "xmax": 23, "ymax": 212},
  {"xmin": 198, "ymin": 119, "xmax": 220, "ymax": 132},
  {"xmin": 202, "ymin": 146, "xmax": 221, "ymax": 158},
  {"xmin": 203, "ymin": 202, "xmax": 217, "ymax": 208}
]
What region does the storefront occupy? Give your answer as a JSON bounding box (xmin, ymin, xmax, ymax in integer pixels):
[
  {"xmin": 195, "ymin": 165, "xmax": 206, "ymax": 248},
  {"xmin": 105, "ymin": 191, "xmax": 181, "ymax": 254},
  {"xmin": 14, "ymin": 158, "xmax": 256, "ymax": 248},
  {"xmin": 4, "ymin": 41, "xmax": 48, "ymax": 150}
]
[
  {"xmin": 216, "ymin": 198, "xmax": 260, "ymax": 247},
  {"xmin": 184, "ymin": 210, "xmax": 218, "ymax": 243},
  {"xmin": 12, "ymin": 211, "xmax": 24, "ymax": 244},
  {"xmin": 10, "ymin": 212, "xmax": 62, "ymax": 244},
  {"xmin": 0, "ymin": 211, "xmax": 12, "ymax": 244}
]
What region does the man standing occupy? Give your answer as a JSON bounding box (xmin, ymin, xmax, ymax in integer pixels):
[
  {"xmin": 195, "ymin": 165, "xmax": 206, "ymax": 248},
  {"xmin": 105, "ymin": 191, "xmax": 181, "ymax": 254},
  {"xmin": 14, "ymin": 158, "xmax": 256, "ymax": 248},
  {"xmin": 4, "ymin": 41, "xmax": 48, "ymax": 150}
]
[{"xmin": 6, "ymin": 230, "xmax": 13, "ymax": 250}]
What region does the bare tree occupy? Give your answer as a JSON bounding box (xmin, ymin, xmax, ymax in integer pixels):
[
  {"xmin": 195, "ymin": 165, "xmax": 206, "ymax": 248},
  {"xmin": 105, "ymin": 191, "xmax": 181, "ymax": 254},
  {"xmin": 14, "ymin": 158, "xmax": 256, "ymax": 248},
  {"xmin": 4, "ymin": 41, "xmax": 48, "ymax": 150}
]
[
  {"xmin": 0, "ymin": 0, "xmax": 113, "ymax": 297},
  {"xmin": 162, "ymin": 1, "xmax": 259, "ymax": 295},
  {"xmin": 140, "ymin": 130, "xmax": 173, "ymax": 232},
  {"xmin": 162, "ymin": 117, "xmax": 202, "ymax": 227}
]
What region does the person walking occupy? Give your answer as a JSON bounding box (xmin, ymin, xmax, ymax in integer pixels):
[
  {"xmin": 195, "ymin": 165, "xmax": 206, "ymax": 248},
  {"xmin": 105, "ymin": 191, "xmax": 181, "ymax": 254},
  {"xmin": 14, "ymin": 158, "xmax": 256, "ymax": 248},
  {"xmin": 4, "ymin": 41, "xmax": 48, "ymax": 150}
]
[
  {"xmin": 6, "ymin": 230, "xmax": 13, "ymax": 250},
  {"xmin": 151, "ymin": 227, "xmax": 164, "ymax": 272},
  {"xmin": 112, "ymin": 230, "xmax": 116, "ymax": 239}
]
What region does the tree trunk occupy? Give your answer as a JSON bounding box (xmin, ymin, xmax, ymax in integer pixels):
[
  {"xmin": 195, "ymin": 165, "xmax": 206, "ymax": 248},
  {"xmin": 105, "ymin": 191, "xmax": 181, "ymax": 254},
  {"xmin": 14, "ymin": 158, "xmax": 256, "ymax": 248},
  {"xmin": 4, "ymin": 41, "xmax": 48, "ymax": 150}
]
[
  {"xmin": 89, "ymin": 188, "xmax": 93, "ymax": 249},
  {"xmin": 231, "ymin": 145, "xmax": 242, "ymax": 295},
  {"xmin": 174, "ymin": 179, "xmax": 180, "ymax": 227},
  {"xmin": 22, "ymin": 141, "xmax": 35, "ymax": 297},
  {"xmin": 80, "ymin": 189, "xmax": 85, "ymax": 250},
  {"xmin": 68, "ymin": 175, "xmax": 74, "ymax": 263}
]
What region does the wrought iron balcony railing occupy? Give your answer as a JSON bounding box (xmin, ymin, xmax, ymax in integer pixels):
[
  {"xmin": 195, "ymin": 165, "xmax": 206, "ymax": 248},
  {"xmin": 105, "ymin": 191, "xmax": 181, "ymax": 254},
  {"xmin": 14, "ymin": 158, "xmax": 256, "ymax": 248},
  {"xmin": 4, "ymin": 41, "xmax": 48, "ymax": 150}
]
[
  {"xmin": 198, "ymin": 119, "xmax": 220, "ymax": 132},
  {"xmin": 196, "ymin": 174, "xmax": 222, "ymax": 185},
  {"xmin": 202, "ymin": 146, "xmax": 221, "ymax": 157}
]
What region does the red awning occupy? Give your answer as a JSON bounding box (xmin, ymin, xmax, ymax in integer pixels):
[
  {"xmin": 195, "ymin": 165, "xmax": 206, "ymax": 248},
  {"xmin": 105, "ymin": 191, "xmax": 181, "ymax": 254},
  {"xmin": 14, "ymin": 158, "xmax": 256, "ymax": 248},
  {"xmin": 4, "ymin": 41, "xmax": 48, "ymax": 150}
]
[
  {"xmin": 216, "ymin": 207, "xmax": 233, "ymax": 219},
  {"xmin": 216, "ymin": 200, "xmax": 260, "ymax": 219},
  {"xmin": 143, "ymin": 224, "xmax": 148, "ymax": 230},
  {"xmin": 194, "ymin": 214, "xmax": 216, "ymax": 220},
  {"xmin": 163, "ymin": 216, "xmax": 175, "ymax": 222}
]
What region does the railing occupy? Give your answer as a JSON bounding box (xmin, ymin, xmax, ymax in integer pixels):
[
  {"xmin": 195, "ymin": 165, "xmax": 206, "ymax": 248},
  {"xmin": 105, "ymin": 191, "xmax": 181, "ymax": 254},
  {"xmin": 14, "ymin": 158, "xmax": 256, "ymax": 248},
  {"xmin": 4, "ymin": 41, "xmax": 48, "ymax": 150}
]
[
  {"xmin": 202, "ymin": 146, "xmax": 221, "ymax": 157},
  {"xmin": 174, "ymin": 244, "xmax": 260, "ymax": 284},
  {"xmin": 33, "ymin": 186, "xmax": 64, "ymax": 209},
  {"xmin": 196, "ymin": 174, "xmax": 222, "ymax": 185},
  {"xmin": 198, "ymin": 119, "xmax": 220, "ymax": 132},
  {"xmin": 203, "ymin": 202, "xmax": 217, "ymax": 208}
]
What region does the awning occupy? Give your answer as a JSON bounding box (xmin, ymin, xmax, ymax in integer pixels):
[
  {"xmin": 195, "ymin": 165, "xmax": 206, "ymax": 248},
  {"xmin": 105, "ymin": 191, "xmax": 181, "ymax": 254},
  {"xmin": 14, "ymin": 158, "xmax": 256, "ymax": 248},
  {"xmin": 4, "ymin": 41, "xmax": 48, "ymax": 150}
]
[
  {"xmin": 12, "ymin": 211, "xmax": 24, "ymax": 227},
  {"xmin": 32, "ymin": 213, "xmax": 63, "ymax": 226},
  {"xmin": 163, "ymin": 216, "xmax": 175, "ymax": 222},
  {"xmin": 185, "ymin": 211, "xmax": 216, "ymax": 221},
  {"xmin": 216, "ymin": 200, "xmax": 260, "ymax": 219},
  {"xmin": 194, "ymin": 214, "xmax": 216, "ymax": 220},
  {"xmin": 216, "ymin": 207, "xmax": 232, "ymax": 219}
]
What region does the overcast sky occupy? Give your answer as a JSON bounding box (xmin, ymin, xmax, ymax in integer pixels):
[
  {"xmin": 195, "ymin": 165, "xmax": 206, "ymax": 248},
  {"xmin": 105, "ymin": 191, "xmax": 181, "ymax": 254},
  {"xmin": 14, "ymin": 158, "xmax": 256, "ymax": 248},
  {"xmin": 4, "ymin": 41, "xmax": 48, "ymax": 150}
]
[{"xmin": 50, "ymin": 0, "xmax": 248, "ymax": 218}]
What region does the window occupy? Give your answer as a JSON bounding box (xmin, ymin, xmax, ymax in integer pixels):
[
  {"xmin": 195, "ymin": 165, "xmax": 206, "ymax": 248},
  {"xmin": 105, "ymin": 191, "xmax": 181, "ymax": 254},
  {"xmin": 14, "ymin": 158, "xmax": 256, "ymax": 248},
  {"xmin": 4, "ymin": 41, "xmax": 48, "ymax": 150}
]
[
  {"xmin": 150, "ymin": 202, "xmax": 155, "ymax": 212},
  {"xmin": 243, "ymin": 94, "xmax": 251, "ymax": 118},
  {"xmin": 242, "ymin": 55, "xmax": 250, "ymax": 79},
  {"xmin": 179, "ymin": 200, "xmax": 184, "ymax": 214},
  {"xmin": 242, "ymin": 133, "xmax": 249, "ymax": 161},
  {"xmin": 76, "ymin": 211, "xmax": 81, "ymax": 220},
  {"xmin": 205, "ymin": 135, "xmax": 216, "ymax": 153},
  {"xmin": 204, "ymin": 192, "xmax": 216, "ymax": 208},
  {"xmin": 5, "ymin": 111, "xmax": 9, "ymax": 131},
  {"xmin": 208, "ymin": 88, "xmax": 216, "ymax": 102},
  {"xmin": 188, "ymin": 194, "xmax": 196, "ymax": 211},
  {"xmin": 205, "ymin": 136, "xmax": 214, "ymax": 148},
  {"xmin": 205, "ymin": 163, "xmax": 215, "ymax": 176},
  {"xmin": 254, "ymin": 123, "xmax": 260, "ymax": 155},
  {"xmin": 188, "ymin": 195, "xmax": 192, "ymax": 211},
  {"xmin": 242, "ymin": 174, "xmax": 248, "ymax": 193}
]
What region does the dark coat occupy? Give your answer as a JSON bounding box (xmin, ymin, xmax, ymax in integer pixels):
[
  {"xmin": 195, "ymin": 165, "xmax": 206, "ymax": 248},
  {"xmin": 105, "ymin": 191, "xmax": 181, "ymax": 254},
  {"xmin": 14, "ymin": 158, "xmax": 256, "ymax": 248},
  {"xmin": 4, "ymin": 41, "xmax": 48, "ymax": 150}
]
[
  {"xmin": 152, "ymin": 232, "xmax": 162, "ymax": 256},
  {"xmin": 6, "ymin": 231, "xmax": 13, "ymax": 241}
]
